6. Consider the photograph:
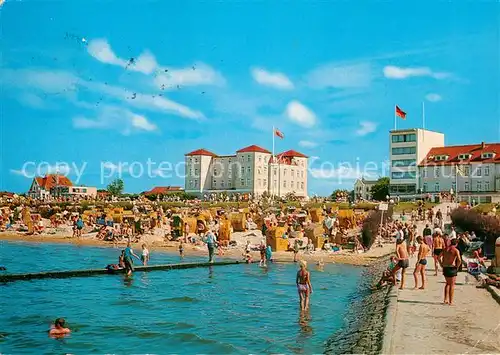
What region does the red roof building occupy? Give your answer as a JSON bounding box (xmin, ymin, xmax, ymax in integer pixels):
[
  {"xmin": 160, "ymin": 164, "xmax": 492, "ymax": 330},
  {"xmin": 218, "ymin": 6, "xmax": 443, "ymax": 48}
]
[
  {"xmin": 278, "ymin": 149, "xmax": 308, "ymax": 158},
  {"xmin": 236, "ymin": 145, "xmax": 272, "ymax": 154},
  {"xmin": 419, "ymin": 142, "xmax": 500, "ymax": 166},
  {"xmin": 143, "ymin": 186, "xmax": 183, "ymax": 195},
  {"xmin": 185, "ymin": 149, "xmax": 217, "ymax": 157}
]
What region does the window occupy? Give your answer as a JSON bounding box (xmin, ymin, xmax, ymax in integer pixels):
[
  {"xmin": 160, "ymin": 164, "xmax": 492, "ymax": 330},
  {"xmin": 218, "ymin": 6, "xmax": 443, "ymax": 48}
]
[
  {"xmin": 228, "ymin": 182, "xmax": 232, "ymax": 188},
  {"xmin": 195, "ymin": 158, "xmax": 198, "ymax": 163},
  {"xmin": 213, "ymin": 169, "xmax": 217, "ymax": 176},
  {"xmin": 481, "ymin": 152, "xmax": 495, "ymax": 159},
  {"xmin": 241, "ymin": 167, "xmax": 245, "ymax": 176},
  {"xmin": 291, "ymin": 170, "xmax": 294, "ymax": 177},
  {"xmin": 391, "ymin": 172, "xmax": 414, "ymax": 179},
  {"xmin": 246, "ymin": 178, "xmax": 251, "ymax": 186},
  {"xmin": 423, "ymin": 183, "xmax": 427, "ymax": 192},
  {"xmin": 485, "ymin": 181, "xmax": 490, "ymax": 191},
  {"xmin": 241, "ymin": 179, "xmax": 245, "ymax": 186},
  {"xmin": 392, "ymin": 147, "xmax": 416, "ymax": 155},
  {"xmin": 258, "ymin": 156, "xmax": 262, "ymax": 162},
  {"xmin": 264, "ymin": 166, "xmax": 267, "ymax": 172},
  {"xmin": 458, "ymin": 154, "xmax": 471, "ymax": 160},
  {"xmin": 434, "ymin": 182, "xmax": 440, "ymax": 192},
  {"xmin": 283, "ymin": 181, "xmax": 287, "ymax": 188},
  {"xmin": 194, "ymin": 168, "xmax": 198, "ymax": 176},
  {"xmin": 221, "ymin": 181, "xmax": 225, "ymax": 188},
  {"xmin": 263, "ymin": 179, "xmax": 267, "ymax": 186},
  {"xmin": 464, "ymin": 166, "xmax": 470, "ymax": 176},
  {"xmin": 301, "ymin": 182, "xmax": 304, "ymax": 190},
  {"xmin": 273, "ymin": 180, "xmax": 277, "ymax": 187},
  {"xmin": 301, "ymin": 171, "xmax": 304, "ymax": 178},
  {"xmin": 392, "ymin": 134, "xmax": 416, "ymax": 143},
  {"xmin": 422, "ymin": 168, "xmax": 428, "ymax": 178},
  {"xmin": 392, "ymin": 159, "xmax": 416, "ymax": 167},
  {"xmin": 247, "ymin": 155, "xmax": 251, "ymax": 162},
  {"xmin": 258, "ymin": 168, "xmax": 261, "ymax": 175},
  {"xmin": 434, "ymin": 167, "xmax": 440, "ymax": 178},
  {"xmin": 247, "ymin": 167, "xmax": 251, "ymax": 174},
  {"xmin": 477, "ymin": 181, "xmax": 482, "ymax": 191},
  {"xmin": 465, "ymin": 182, "xmax": 470, "ymax": 191},
  {"xmin": 273, "ymin": 169, "xmax": 277, "ymax": 176},
  {"xmin": 194, "ymin": 180, "xmax": 198, "ymax": 187},
  {"xmin": 284, "ymin": 169, "xmax": 287, "ymax": 176},
  {"xmin": 476, "ymin": 167, "xmax": 482, "ymax": 177},
  {"xmin": 485, "ymin": 166, "xmax": 490, "ymax": 176}
]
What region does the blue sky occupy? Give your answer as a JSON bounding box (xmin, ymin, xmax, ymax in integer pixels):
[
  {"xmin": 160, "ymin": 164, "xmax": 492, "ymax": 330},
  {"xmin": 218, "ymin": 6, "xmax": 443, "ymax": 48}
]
[{"xmin": 1, "ymin": 0, "xmax": 498, "ymax": 195}]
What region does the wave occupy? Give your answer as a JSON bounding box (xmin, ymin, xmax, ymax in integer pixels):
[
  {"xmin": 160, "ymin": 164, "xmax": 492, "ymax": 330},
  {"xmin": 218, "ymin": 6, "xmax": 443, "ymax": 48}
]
[{"xmin": 160, "ymin": 296, "xmax": 199, "ymax": 303}]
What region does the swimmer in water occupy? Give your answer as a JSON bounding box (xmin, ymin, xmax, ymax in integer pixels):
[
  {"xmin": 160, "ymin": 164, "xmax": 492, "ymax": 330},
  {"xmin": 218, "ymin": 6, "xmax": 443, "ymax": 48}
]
[
  {"xmin": 316, "ymin": 260, "xmax": 324, "ymax": 271},
  {"xmin": 296, "ymin": 260, "xmax": 313, "ymax": 311},
  {"xmin": 49, "ymin": 318, "xmax": 71, "ymax": 337}
]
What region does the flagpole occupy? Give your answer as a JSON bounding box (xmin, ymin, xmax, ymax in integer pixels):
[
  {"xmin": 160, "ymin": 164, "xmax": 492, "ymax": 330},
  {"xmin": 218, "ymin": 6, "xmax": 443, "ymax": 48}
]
[
  {"xmin": 394, "ymin": 105, "xmax": 397, "ymax": 130},
  {"xmin": 272, "ymin": 126, "xmax": 275, "ymax": 199},
  {"xmin": 422, "ymin": 101, "xmax": 426, "ymax": 130}
]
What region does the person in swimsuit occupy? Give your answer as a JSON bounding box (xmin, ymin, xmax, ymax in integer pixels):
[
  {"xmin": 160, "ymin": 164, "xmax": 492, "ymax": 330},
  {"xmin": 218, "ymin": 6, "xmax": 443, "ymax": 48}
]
[
  {"xmin": 296, "ymin": 260, "xmax": 313, "ymax": 311},
  {"xmin": 141, "ymin": 244, "xmax": 150, "ymax": 266},
  {"xmin": 439, "ymin": 238, "xmax": 462, "ymax": 305},
  {"xmin": 413, "ymin": 236, "xmax": 430, "ymax": 289},
  {"xmin": 392, "ymin": 238, "xmax": 409, "ymax": 289},
  {"xmin": 259, "ymin": 241, "xmax": 266, "ymax": 267},
  {"xmin": 49, "ymin": 318, "xmax": 71, "ymax": 337},
  {"xmin": 433, "ymin": 233, "xmax": 445, "ymax": 276},
  {"xmin": 179, "ymin": 240, "xmax": 184, "ymax": 259},
  {"xmin": 124, "ymin": 242, "xmax": 141, "ymax": 276},
  {"xmin": 293, "ymin": 239, "xmax": 300, "ymax": 262}
]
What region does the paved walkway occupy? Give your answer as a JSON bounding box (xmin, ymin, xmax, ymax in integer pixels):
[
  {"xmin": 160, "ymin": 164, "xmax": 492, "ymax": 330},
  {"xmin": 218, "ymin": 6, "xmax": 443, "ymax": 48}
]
[{"xmin": 387, "ymin": 202, "xmax": 500, "ymax": 354}]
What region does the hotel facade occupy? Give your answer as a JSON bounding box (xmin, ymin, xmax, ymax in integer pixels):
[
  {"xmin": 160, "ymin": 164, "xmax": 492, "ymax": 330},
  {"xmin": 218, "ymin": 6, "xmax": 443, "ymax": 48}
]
[{"xmin": 184, "ymin": 145, "xmax": 308, "ymax": 198}]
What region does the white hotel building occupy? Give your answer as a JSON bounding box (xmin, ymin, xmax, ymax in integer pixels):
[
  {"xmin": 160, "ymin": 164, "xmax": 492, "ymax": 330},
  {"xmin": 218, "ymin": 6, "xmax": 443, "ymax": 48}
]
[
  {"xmin": 184, "ymin": 145, "xmax": 308, "ymax": 198},
  {"xmin": 389, "ymin": 128, "xmax": 445, "ymax": 199},
  {"xmin": 418, "ymin": 142, "xmax": 500, "ymax": 203}
]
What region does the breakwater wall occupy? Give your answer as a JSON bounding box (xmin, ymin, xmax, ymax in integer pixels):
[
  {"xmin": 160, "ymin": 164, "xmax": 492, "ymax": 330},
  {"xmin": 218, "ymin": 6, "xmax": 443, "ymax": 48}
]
[
  {"xmin": 325, "ymin": 257, "xmax": 392, "ymax": 354},
  {"xmin": 0, "ymin": 261, "xmax": 240, "ymax": 283}
]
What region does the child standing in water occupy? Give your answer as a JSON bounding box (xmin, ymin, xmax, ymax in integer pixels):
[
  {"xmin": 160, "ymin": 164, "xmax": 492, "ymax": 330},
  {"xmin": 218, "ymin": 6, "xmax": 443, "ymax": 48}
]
[
  {"xmin": 296, "ymin": 260, "xmax": 313, "ymax": 311},
  {"xmin": 179, "ymin": 240, "xmax": 184, "ymax": 259},
  {"xmin": 141, "ymin": 244, "xmax": 150, "ymax": 266}
]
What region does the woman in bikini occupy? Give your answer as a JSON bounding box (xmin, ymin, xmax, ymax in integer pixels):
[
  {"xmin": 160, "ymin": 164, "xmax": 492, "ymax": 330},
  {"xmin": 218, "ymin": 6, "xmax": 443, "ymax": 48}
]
[{"xmin": 296, "ymin": 260, "xmax": 313, "ymax": 311}]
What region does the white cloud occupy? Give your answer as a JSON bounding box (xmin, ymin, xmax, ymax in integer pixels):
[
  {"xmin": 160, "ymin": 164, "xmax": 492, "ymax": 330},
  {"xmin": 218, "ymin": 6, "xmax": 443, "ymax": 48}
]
[
  {"xmin": 355, "ymin": 121, "xmax": 377, "ymax": 136},
  {"xmin": 383, "ymin": 65, "xmax": 452, "ymax": 80},
  {"xmin": 87, "ymin": 38, "xmax": 127, "ymax": 67},
  {"xmin": 251, "ymin": 67, "xmax": 294, "ymax": 90},
  {"xmin": 18, "ymin": 92, "xmax": 46, "ymax": 109},
  {"xmin": 73, "ymin": 106, "xmax": 158, "ymax": 135},
  {"xmin": 153, "ymin": 62, "xmax": 225, "ymax": 89},
  {"xmin": 306, "ymin": 63, "xmax": 373, "ymax": 89},
  {"xmin": 425, "ymin": 93, "xmax": 442, "ymax": 102},
  {"xmin": 285, "ymin": 101, "xmax": 317, "ymax": 128},
  {"xmin": 299, "ymin": 140, "xmax": 318, "ymax": 148}
]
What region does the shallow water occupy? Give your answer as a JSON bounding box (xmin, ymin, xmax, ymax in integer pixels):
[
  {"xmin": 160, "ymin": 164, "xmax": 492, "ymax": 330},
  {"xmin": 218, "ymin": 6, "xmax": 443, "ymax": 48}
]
[{"xmin": 0, "ymin": 241, "xmax": 363, "ymax": 354}]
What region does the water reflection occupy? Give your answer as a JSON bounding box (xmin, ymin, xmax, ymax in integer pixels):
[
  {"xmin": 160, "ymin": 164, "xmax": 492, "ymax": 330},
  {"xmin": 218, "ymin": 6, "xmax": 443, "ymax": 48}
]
[
  {"xmin": 208, "ymin": 266, "xmax": 214, "ymax": 279},
  {"xmin": 123, "ymin": 275, "xmax": 134, "ymax": 287}
]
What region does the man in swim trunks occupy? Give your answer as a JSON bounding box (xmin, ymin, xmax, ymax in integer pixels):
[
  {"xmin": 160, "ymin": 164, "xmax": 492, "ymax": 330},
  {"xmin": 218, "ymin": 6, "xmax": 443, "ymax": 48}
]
[
  {"xmin": 413, "ymin": 236, "xmax": 430, "ymax": 289},
  {"xmin": 124, "ymin": 242, "xmax": 141, "ymax": 276},
  {"xmin": 439, "ymin": 238, "xmax": 462, "ymax": 305},
  {"xmin": 392, "ymin": 237, "xmax": 409, "ymax": 289},
  {"xmin": 433, "ymin": 233, "xmax": 445, "ymax": 276},
  {"xmin": 296, "ymin": 260, "xmax": 313, "ymax": 311}
]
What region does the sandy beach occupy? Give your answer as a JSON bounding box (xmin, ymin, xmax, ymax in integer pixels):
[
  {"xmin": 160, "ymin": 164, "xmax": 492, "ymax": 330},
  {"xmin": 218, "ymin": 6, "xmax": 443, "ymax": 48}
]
[{"xmin": 0, "ymin": 232, "xmax": 394, "ymax": 266}]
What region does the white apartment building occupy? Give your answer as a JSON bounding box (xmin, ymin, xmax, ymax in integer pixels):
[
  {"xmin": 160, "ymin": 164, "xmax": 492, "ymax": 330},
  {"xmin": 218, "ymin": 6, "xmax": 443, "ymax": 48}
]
[
  {"xmin": 418, "ymin": 142, "xmax": 500, "ymax": 203},
  {"xmin": 353, "ymin": 178, "xmax": 378, "ymax": 201},
  {"xmin": 389, "ymin": 128, "xmax": 445, "ymax": 199},
  {"xmin": 184, "ymin": 145, "xmax": 308, "ymax": 198}
]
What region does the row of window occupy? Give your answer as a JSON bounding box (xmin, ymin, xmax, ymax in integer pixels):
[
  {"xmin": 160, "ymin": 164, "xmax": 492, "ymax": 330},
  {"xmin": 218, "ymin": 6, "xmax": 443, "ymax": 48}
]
[
  {"xmin": 392, "ymin": 147, "xmax": 416, "ymax": 155},
  {"xmin": 422, "ymin": 181, "xmax": 491, "ymax": 192},
  {"xmin": 422, "ymin": 165, "xmax": 490, "ymax": 178},
  {"xmin": 391, "ymin": 172, "xmax": 415, "ymax": 180},
  {"xmin": 392, "ymin": 133, "xmax": 416, "ymax": 143},
  {"xmin": 392, "ymin": 159, "xmax": 416, "ymax": 167}
]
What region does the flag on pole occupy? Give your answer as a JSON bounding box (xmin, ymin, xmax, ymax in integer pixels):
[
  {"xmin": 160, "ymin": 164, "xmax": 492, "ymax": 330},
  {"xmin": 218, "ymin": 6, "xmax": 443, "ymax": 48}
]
[
  {"xmin": 274, "ymin": 128, "xmax": 284, "ymax": 139},
  {"xmin": 395, "ymin": 105, "xmax": 407, "ymax": 119}
]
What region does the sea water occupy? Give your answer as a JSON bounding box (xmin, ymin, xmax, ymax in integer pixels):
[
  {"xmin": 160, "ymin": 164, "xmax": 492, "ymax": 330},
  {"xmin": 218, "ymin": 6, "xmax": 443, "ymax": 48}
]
[{"xmin": 0, "ymin": 241, "xmax": 363, "ymax": 354}]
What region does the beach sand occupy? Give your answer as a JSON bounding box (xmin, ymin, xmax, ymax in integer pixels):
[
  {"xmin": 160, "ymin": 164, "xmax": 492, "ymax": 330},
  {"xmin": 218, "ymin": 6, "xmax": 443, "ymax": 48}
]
[{"xmin": 0, "ymin": 232, "xmax": 395, "ymax": 266}]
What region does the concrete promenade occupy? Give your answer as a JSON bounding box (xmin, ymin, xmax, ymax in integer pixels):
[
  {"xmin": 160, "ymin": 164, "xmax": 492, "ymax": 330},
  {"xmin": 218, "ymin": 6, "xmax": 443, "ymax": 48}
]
[{"xmin": 384, "ymin": 202, "xmax": 500, "ymax": 354}]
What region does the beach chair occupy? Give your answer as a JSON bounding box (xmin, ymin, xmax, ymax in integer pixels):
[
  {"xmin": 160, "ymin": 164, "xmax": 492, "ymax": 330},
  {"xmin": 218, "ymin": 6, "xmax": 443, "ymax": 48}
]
[{"xmin": 467, "ymin": 261, "xmax": 481, "ymax": 275}]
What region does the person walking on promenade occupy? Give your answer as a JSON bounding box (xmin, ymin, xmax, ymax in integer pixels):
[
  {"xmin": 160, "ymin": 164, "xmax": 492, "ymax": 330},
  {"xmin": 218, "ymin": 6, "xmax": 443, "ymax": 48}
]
[
  {"xmin": 439, "ymin": 238, "xmax": 462, "ymax": 305},
  {"xmin": 392, "ymin": 237, "xmax": 409, "ymax": 289},
  {"xmin": 423, "ymin": 224, "xmax": 433, "ymax": 247},
  {"xmin": 414, "ymin": 236, "xmax": 430, "ymax": 289},
  {"xmin": 296, "ymin": 260, "xmax": 313, "ymax": 311}
]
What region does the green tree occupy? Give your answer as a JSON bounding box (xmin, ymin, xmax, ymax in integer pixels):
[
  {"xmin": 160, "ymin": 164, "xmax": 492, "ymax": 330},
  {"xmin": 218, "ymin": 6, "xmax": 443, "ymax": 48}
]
[
  {"xmin": 107, "ymin": 178, "xmax": 124, "ymax": 196},
  {"xmin": 370, "ymin": 177, "xmax": 390, "ymax": 201}
]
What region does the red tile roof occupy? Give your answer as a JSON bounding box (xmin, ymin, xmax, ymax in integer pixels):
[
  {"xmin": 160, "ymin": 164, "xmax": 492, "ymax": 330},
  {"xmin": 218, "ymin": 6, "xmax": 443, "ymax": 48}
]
[
  {"xmin": 237, "ymin": 145, "xmax": 272, "ymax": 154},
  {"xmin": 143, "ymin": 186, "xmax": 183, "ymax": 195},
  {"xmin": 34, "ymin": 174, "xmax": 73, "ymax": 190},
  {"xmin": 419, "ymin": 143, "xmax": 500, "ymax": 166},
  {"xmin": 185, "ymin": 148, "xmax": 217, "ymax": 157},
  {"xmin": 278, "ymin": 149, "xmax": 308, "ymax": 158}
]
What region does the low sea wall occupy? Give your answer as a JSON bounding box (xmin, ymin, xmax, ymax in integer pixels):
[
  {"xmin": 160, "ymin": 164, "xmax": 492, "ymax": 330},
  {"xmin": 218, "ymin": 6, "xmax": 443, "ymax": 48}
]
[{"xmin": 325, "ymin": 257, "xmax": 393, "ymax": 354}]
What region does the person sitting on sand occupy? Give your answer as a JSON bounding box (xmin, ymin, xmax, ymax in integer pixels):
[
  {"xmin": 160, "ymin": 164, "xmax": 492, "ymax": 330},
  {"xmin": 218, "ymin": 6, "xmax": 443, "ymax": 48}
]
[{"xmin": 49, "ymin": 318, "xmax": 71, "ymax": 337}]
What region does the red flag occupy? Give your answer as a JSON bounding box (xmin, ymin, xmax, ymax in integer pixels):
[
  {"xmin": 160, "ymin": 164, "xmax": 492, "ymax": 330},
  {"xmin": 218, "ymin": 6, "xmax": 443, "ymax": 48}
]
[
  {"xmin": 395, "ymin": 106, "xmax": 406, "ymax": 119},
  {"xmin": 274, "ymin": 128, "xmax": 284, "ymax": 139}
]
